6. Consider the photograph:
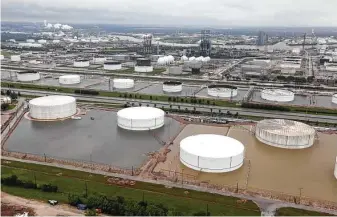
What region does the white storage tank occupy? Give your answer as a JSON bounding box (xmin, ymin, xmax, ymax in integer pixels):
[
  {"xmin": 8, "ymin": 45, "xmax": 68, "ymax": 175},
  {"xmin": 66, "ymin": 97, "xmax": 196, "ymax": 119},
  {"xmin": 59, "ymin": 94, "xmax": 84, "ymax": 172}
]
[
  {"xmin": 104, "ymin": 61, "xmax": 122, "ymax": 70},
  {"xmin": 37, "ymin": 39, "xmax": 47, "ymax": 44},
  {"xmin": 207, "ymin": 84, "xmax": 238, "ymax": 98},
  {"xmin": 163, "ymin": 81, "xmax": 183, "ymax": 93},
  {"xmin": 74, "ymin": 59, "xmax": 90, "ymax": 67},
  {"xmin": 59, "ymin": 75, "xmax": 81, "ymax": 84},
  {"xmin": 117, "ymin": 107, "xmax": 165, "ymax": 131},
  {"xmin": 29, "ymin": 95, "xmax": 77, "ymax": 120},
  {"xmin": 180, "ymin": 134, "xmax": 245, "ymax": 173},
  {"xmin": 332, "ymin": 94, "xmax": 337, "ymax": 104},
  {"xmin": 17, "ymin": 70, "xmax": 41, "ymax": 81},
  {"xmin": 27, "ymin": 39, "xmax": 35, "ymax": 43},
  {"xmin": 135, "ymin": 58, "xmax": 153, "ymax": 72},
  {"xmin": 11, "ymin": 55, "xmax": 21, "ymax": 62},
  {"xmin": 255, "ymin": 119, "xmax": 316, "ymax": 149},
  {"xmin": 180, "ymin": 55, "xmax": 188, "ymax": 62},
  {"xmin": 113, "ymin": 78, "xmax": 134, "ymax": 89},
  {"xmin": 334, "ymin": 157, "xmax": 337, "ymax": 180},
  {"xmin": 261, "ymin": 89, "xmax": 295, "ymax": 102},
  {"xmin": 52, "ymin": 39, "xmax": 61, "ymax": 44},
  {"xmin": 168, "ymin": 66, "xmax": 183, "ymax": 75},
  {"xmin": 1, "ymin": 96, "xmax": 12, "ymax": 104},
  {"xmin": 93, "ymin": 56, "xmax": 106, "ymax": 64}
]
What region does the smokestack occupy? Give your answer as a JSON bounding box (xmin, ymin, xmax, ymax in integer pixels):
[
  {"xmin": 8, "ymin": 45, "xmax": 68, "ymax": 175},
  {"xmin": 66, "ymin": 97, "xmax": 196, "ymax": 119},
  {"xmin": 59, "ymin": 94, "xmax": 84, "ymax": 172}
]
[{"xmin": 44, "ymin": 20, "xmax": 47, "ymax": 26}]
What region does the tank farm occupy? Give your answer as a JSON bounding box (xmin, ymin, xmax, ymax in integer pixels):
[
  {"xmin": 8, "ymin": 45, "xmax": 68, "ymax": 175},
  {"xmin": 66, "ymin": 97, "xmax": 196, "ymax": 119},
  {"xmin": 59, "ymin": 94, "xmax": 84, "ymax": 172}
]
[{"xmin": 2, "ymin": 96, "xmax": 337, "ymax": 212}]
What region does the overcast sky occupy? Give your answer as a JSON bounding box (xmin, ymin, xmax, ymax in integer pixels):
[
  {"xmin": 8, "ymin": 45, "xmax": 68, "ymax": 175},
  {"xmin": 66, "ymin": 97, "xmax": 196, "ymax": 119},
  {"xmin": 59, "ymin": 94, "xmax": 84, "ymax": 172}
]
[{"xmin": 1, "ymin": 0, "xmax": 337, "ymax": 27}]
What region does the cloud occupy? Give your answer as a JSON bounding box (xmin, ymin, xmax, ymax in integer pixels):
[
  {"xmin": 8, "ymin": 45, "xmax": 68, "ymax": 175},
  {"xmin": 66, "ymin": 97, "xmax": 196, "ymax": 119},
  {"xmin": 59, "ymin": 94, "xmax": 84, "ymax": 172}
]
[{"xmin": 1, "ymin": 0, "xmax": 337, "ymax": 27}]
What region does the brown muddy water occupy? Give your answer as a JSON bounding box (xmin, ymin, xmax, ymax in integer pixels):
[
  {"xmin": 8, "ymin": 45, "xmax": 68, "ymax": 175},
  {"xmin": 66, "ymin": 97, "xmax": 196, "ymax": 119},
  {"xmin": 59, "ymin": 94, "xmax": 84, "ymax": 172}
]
[{"xmin": 154, "ymin": 124, "xmax": 337, "ymax": 202}]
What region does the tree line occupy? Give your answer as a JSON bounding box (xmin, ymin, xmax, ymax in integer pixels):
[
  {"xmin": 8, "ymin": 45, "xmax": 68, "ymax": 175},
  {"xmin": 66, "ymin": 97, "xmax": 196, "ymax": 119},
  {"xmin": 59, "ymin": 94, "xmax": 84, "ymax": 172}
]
[{"xmin": 68, "ymin": 193, "xmax": 211, "ymax": 216}]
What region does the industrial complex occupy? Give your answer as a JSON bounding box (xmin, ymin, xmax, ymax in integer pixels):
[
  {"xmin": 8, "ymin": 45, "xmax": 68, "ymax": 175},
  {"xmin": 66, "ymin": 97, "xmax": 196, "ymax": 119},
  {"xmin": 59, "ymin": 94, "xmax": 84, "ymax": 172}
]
[{"xmin": 1, "ymin": 22, "xmax": 337, "ymax": 215}]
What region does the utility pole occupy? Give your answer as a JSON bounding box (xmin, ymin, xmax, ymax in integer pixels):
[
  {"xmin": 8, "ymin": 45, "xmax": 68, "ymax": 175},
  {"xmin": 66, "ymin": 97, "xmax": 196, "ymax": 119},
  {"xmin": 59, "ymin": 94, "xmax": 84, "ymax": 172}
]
[
  {"xmin": 299, "ymin": 187, "xmax": 303, "ymax": 204},
  {"xmin": 85, "ymin": 182, "xmax": 88, "ymax": 198}
]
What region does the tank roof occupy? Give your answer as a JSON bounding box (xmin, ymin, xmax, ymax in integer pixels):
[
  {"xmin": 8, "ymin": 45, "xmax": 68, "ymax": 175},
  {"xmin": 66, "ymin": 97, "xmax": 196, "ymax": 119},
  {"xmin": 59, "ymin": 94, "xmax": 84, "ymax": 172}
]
[{"xmin": 180, "ymin": 134, "xmax": 244, "ymax": 158}]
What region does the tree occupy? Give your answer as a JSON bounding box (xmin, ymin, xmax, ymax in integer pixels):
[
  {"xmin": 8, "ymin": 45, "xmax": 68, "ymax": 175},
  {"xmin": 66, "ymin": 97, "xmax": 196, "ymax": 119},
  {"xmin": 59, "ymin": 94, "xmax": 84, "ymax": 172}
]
[
  {"xmin": 10, "ymin": 92, "xmax": 18, "ymax": 100},
  {"xmin": 206, "ymin": 100, "xmax": 210, "ymax": 105},
  {"xmin": 18, "ymin": 91, "xmax": 21, "ymax": 97},
  {"xmin": 85, "ymin": 209, "xmax": 97, "ymax": 216},
  {"xmin": 1, "ymin": 103, "xmax": 9, "ymax": 111},
  {"xmin": 68, "ymin": 194, "xmax": 82, "ymax": 206},
  {"xmin": 169, "ymin": 104, "xmax": 172, "ymax": 109},
  {"xmin": 154, "ymin": 103, "xmax": 157, "ymax": 107},
  {"xmin": 226, "ymin": 111, "xmax": 232, "ymax": 116},
  {"xmin": 6, "ymin": 89, "xmax": 11, "ymax": 95},
  {"xmin": 178, "ymin": 105, "xmax": 180, "ymax": 110},
  {"xmin": 234, "ymin": 112, "xmax": 239, "ymax": 118},
  {"xmin": 146, "ymin": 104, "xmax": 149, "ymax": 107},
  {"xmin": 150, "ymin": 96, "xmax": 152, "ymax": 100}
]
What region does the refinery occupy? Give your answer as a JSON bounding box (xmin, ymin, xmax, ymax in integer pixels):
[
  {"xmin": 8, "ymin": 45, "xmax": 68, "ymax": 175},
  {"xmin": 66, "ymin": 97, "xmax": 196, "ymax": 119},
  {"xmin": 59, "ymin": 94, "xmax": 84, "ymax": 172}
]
[{"xmin": 1, "ymin": 21, "xmax": 337, "ymax": 215}]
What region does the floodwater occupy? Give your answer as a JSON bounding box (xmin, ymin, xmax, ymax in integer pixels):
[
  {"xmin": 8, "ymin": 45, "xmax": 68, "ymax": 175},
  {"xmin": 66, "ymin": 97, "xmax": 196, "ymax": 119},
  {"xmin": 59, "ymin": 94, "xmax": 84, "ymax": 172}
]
[
  {"xmin": 251, "ymin": 90, "xmax": 337, "ymax": 109},
  {"xmin": 154, "ymin": 124, "xmax": 337, "ymax": 203},
  {"xmin": 5, "ymin": 110, "xmax": 183, "ymax": 168}
]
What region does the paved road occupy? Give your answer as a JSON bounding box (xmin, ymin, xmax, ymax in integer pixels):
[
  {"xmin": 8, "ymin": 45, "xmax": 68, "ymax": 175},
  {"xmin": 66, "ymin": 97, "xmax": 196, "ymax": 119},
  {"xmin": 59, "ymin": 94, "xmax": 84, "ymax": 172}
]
[
  {"xmin": 3, "ymin": 87, "xmax": 337, "ymax": 124},
  {"xmin": 2, "ymin": 156, "xmax": 337, "ymax": 216}
]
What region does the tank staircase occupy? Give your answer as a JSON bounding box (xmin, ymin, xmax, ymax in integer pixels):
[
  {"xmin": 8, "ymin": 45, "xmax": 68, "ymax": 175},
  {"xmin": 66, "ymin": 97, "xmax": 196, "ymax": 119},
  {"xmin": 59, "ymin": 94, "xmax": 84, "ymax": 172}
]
[{"xmin": 242, "ymin": 86, "xmax": 255, "ymax": 102}]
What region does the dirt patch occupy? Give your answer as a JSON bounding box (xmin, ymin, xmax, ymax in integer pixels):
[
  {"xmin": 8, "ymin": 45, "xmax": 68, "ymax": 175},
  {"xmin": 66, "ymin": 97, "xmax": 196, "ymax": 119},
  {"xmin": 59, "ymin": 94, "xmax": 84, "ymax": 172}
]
[
  {"xmin": 1, "ymin": 202, "xmax": 36, "ymax": 216},
  {"xmin": 1, "ymin": 192, "xmax": 82, "ymax": 216}
]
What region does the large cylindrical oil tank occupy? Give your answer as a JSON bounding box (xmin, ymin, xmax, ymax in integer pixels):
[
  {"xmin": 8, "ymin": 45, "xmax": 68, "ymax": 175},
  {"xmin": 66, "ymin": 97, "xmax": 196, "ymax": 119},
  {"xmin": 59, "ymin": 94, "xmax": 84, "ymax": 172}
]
[
  {"xmin": 73, "ymin": 59, "xmax": 90, "ymax": 67},
  {"xmin": 180, "ymin": 134, "xmax": 245, "ymax": 173},
  {"xmin": 332, "ymin": 94, "xmax": 337, "ymax": 104},
  {"xmin": 11, "ymin": 55, "xmax": 21, "ymax": 62},
  {"xmin": 93, "ymin": 56, "xmax": 106, "ymax": 64},
  {"xmin": 207, "ymin": 84, "xmax": 238, "ymax": 98},
  {"xmin": 135, "ymin": 58, "xmax": 153, "ymax": 73},
  {"xmin": 16, "ymin": 70, "xmax": 41, "ymax": 81},
  {"xmin": 261, "ymin": 89, "xmax": 295, "ymax": 102},
  {"xmin": 37, "ymin": 39, "xmax": 47, "ymax": 44},
  {"xmin": 334, "ymin": 157, "xmax": 337, "ymax": 179},
  {"xmin": 59, "ymin": 75, "xmax": 81, "ymax": 84},
  {"xmin": 117, "ymin": 107, "xmax": 165, "ymax": 131},
  {"xmin": 168, "ymin": 66, "xmax": 183, "ymax": 75},
  {"xmin": 113, "ymin": 79, "xmax": 134, "ymax": 89},
  {"xmin": 104, "ymin": 61, "xmax": 122, "ymax": 70},
  {"xmin": 255, "ymin": 119, "xmax": 316, "ymax": 149},
  {"xmin": 163, "ymin": 81, "xmax": 183, "ymax": 93},
  {"xmin": 29, "ymin": 95, "xmax": 77, "ymax": 120}
]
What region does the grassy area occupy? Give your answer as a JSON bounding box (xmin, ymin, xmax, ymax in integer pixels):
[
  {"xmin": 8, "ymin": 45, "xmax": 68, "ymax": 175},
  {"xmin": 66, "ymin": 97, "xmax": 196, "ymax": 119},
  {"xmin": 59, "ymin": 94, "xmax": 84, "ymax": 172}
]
[
  {"xmin": 275, "ymin": 207, "xmax": 333, "ymax": 216},
  {"xmin": 0, "ymin": 50, "xmax": 15, "ymax": 57},
  {"xmin": 1, "ymin": 160, "xmax": 260, "ymax": 216}
]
